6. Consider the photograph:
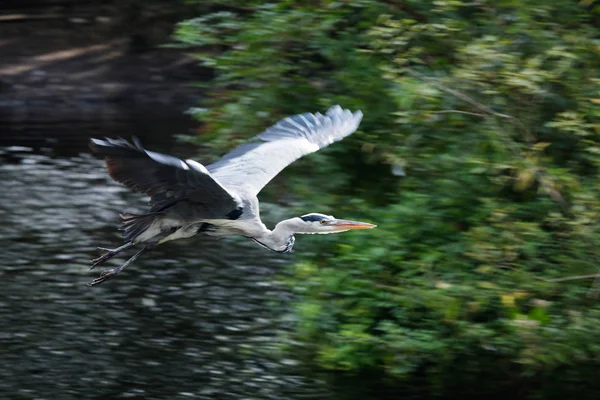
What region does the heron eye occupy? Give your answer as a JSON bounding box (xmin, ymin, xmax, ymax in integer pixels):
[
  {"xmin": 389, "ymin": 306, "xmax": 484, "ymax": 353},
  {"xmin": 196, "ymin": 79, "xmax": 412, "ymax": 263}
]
[{"xmin": 320, "ymin": 220, "xmax": 327, "ymax": 225}]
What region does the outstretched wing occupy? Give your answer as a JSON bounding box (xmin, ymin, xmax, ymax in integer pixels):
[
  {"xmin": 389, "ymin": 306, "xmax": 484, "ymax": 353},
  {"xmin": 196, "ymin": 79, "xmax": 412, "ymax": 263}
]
[
  {"xmin": 207, "ymin": 105, "xmax": 363, "ymax": 196},
  {"xmin": 89, "ymin": 137, "xmax": 242, "ymax": 219}
]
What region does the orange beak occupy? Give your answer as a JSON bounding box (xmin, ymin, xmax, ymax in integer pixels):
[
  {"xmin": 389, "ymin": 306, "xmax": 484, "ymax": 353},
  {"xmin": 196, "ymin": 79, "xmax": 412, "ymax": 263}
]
[{"xmin": 331, "ymin": 219, "xmax": 377, "ymax": 231}]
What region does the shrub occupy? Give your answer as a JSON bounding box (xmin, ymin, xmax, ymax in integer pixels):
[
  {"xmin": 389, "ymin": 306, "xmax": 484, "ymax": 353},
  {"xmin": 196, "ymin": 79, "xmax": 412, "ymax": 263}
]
[{"xmin": 175, "ymin": 1, "xmax": 600, "ymax": 397}]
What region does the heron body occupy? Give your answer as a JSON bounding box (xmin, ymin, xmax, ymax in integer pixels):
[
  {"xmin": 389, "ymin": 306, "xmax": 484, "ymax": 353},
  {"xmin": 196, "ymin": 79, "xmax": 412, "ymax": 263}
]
[{"xmin": 88, "ymin": 105, "xmax": 375, "ymax": 286}]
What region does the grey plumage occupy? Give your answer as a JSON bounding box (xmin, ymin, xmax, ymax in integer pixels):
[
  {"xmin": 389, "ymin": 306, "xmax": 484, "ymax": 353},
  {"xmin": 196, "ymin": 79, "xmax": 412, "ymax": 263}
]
[
  {"xmin": 208, "ymin": 105, "xmax": 363, "ymax": 196},
  {"xmin": 89, "ymin": 137, "xmax": 241, "ymax": 219},
  {"xmin": 88, "ymin": 105, "xmax": 373, "ymax": 286}
]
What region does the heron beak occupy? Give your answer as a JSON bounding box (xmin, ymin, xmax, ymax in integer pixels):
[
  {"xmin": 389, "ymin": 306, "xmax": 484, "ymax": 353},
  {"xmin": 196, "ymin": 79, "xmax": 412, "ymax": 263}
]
[{"xmin": 331, "ymin": 219, "xmax": 377, "ymax": 231}]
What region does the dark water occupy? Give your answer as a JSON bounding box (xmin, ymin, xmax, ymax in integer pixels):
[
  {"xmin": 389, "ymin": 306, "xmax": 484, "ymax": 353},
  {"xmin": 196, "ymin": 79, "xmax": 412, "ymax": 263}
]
[{"xmin": 0, "ymin": 120, "xmax": 330, "ymax": 399}]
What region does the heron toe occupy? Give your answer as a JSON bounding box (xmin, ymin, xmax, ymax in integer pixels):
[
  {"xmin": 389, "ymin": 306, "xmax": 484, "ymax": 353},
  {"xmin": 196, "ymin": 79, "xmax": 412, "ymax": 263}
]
[
  {"xmin": 87, "ymin": 268, "xmax": 119, "ymax": 286},
  {"xmin": 90, "ymin": 252, "xmax": 115, "ymax": 270},
  {"xmin": 89, "ymin": 242, "xmax": 135, "ymax": 270}
]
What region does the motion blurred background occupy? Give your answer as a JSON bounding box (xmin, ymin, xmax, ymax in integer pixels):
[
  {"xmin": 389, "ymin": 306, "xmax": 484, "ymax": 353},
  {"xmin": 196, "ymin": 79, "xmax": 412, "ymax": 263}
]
[{"xmin": 1, "ymin": 1, "xmax": 599, "ymax": 399}]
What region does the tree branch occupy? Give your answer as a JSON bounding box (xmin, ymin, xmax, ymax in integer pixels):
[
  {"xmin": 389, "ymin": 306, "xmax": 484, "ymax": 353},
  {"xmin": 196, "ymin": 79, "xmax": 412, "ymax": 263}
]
[
  {"xmin": 405, "ymin": 68, "xmax": 516, "ymax": 121},
  {"xmin": 549, "ymin": 274, "xmax": 600, "ymax": 282},
  {"xmin": 434, "ymin": 110, "xmax": 488, "ymax": 118}
]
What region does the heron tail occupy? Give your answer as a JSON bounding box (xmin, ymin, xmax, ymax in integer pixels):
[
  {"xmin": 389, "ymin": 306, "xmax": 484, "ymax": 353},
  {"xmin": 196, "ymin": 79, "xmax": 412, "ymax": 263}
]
[{"xmin": 119, "ymin": 212, "xmax": 163, "ymax": 243}]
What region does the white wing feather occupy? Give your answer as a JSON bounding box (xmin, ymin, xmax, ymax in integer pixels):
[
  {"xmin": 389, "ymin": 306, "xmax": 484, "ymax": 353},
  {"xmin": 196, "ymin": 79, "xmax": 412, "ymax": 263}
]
[{"xmin": 207, "ymin": 105, "xmax": 363, "ymax": 196}]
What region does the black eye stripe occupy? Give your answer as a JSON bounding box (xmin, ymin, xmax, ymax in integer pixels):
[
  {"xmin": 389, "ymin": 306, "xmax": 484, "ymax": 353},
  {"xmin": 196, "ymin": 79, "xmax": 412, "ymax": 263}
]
[{"xmin": 300, "ymin": 214, "xmax": 327, "ymax": 222}]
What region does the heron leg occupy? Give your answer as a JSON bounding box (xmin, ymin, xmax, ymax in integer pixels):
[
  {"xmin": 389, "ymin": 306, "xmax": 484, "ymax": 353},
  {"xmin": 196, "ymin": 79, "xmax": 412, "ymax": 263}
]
[
  {"xmin": 87, "ymin": 245, "xmax": 152, "ymax": 287},
  {"xmin": 90, "ymin": 242, "xmax": 134, "ymax": 270}
]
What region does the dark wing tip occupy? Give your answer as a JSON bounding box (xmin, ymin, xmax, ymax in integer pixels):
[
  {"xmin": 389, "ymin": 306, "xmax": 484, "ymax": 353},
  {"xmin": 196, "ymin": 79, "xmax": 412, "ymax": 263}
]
[
  {"xmin": 89, "ymin": 137, "xmax": 146, "ymax": 158},
  {"xmin": 89, "ymin": 137, "xmax": 106, "ymax": 155}
]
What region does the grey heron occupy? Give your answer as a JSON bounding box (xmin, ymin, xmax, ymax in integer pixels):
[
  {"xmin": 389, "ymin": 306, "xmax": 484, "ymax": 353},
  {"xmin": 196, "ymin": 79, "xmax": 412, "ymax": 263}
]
[{"xmin": 88, "ymin": 105, "xmax": 375, "ymax": 286}]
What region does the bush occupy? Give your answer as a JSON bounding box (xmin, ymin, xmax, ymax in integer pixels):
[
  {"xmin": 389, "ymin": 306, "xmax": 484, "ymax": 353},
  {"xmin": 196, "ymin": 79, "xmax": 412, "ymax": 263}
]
[{"xmin": 175, "ymin": 1, "xmax": 600, "ymax": 398}]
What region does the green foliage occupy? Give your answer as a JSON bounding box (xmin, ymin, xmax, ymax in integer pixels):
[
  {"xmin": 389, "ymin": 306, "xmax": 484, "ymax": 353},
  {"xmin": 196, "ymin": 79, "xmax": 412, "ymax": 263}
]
[{"xmin": 175, "ymin": 1, "xmax": 600, "ymax": 398}]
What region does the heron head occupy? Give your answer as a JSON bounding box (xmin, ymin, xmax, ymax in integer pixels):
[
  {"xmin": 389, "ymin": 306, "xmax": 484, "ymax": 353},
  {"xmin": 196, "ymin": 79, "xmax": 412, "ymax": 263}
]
[{"xmin": 296, "ymin": 213, "xmax": 376, "ymax": 234}]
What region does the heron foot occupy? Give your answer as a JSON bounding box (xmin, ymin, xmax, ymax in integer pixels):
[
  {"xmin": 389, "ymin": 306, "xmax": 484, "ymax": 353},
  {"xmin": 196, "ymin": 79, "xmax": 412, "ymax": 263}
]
[
  {"xmin": 87, "ymin": 245, "xmax": 150, "ymax": 287},
  {"xmin": 87, "ymin": 267, "xmax": 120, "ymax": 286}
]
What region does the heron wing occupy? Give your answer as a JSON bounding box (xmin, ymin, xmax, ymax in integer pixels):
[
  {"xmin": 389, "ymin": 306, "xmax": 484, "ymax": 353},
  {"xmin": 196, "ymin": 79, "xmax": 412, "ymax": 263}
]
[
  {"xmin": 89, "ymin": 137, "xmax": 242, "ymax": 218},
  {"xmin": 207, "ymin": 105, "xmax": 363, "ymax": 196}
]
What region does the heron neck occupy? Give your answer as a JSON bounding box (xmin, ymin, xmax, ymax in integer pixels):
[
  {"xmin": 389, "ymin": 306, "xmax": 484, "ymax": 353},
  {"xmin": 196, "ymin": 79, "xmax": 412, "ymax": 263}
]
[{"xmin": 254, "ymin": 218, "xmax": 297, "ymax": 253}]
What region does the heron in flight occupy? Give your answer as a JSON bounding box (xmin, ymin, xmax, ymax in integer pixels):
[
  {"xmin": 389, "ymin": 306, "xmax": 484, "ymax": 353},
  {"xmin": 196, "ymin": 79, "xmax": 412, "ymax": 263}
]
[{"xmin": 88, "ymin": 105, "xmax": 375, "ymax": 286}]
